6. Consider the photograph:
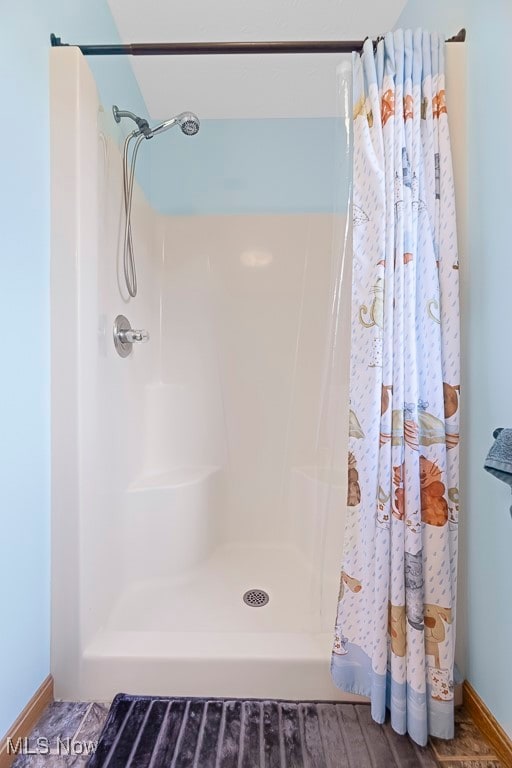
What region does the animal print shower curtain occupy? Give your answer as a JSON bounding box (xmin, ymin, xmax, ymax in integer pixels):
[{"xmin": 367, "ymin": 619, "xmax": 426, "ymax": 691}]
[{"xmin": 331, "ymin": 30, "xmax": 460, "ymax": 745}]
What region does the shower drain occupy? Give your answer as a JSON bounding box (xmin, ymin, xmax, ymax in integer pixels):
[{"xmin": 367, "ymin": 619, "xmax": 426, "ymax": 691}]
[{"xmin": 243, "ymin": 589, "xmax": 270, "ymax": 607}]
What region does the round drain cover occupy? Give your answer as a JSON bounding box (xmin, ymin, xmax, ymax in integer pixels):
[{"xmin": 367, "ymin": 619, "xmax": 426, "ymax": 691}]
[{"xmin": 243, "ymin": 589, "xmax": 269, "ymax": 607}]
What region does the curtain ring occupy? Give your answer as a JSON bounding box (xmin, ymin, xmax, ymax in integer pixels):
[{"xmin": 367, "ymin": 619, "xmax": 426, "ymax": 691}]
[{"xmin": 372, "ymin": 35, "xmax": 384, "ymax": 54}]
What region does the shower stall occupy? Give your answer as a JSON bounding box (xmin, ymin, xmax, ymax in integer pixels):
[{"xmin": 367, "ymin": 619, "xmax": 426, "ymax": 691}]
[
  {"xmin": 50, "ymin": 31, "xmax": 467, "ymax": 703},
  {"xmin": 50, "ymin": 35, "xmax": 467, "ymax": 705},
  {"xmin": 50, "ymin": 45, "xmax": 354, "ymax": 703}
]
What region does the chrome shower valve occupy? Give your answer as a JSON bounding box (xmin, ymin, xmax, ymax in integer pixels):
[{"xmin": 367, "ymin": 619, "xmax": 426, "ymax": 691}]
[
  {"xmin": 118, "ymin": 328, "xmax": 149, "ymax": 344},
  {"xmin": 113, "ymin": 315, "xmax": 149, "ymax": 357}
]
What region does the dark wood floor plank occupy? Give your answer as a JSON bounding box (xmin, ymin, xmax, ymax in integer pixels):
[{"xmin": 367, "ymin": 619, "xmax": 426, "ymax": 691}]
[
  {"xmin": 335, "ymin": 705, "xmax": 373, "ymax": 768},
  {"xmin": 316, "ymin": 704, "xmax": 350, "ymax": 768},
  {"xmin": 413, "ymin": 742, "xmax": 442, "ymax": 768},
  {"xmin": 383, "ymin": 719, "xmax": 441, "ymax": 768},
  {"xmin": 355, "ymin": 705, "xmax": 398, "ymax": 768},
  {"xmin": 27, "ymin": 702, "xmax": 90, "ymax": 747}
]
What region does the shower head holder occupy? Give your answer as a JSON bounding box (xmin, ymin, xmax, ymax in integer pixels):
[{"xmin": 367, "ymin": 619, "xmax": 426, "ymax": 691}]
[{"xmin": 112, "ymin": 105, "xmax": 151, "ymax": 137}]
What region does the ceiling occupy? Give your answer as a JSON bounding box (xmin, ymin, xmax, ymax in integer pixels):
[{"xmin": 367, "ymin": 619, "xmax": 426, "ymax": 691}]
[{"xmin": 107, "ymin": 0, "xmax": 407, "ymax": 119}]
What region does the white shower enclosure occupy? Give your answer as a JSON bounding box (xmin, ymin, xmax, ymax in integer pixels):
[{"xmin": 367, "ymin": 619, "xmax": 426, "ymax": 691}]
[{"xmin": 50, "ymin": 47, "xmax": 354, "ymax": 702}]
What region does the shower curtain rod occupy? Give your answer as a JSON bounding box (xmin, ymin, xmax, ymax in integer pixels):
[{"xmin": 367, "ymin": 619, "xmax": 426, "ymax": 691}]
[{"xmin": 50, "ymin": 29, "xmax": 466, "ymax": 56}]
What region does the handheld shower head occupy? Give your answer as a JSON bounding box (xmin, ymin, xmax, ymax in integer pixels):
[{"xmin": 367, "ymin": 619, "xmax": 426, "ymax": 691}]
[
  {"xmin": 148, "ymin": 112, "xmax": 200, "ymax": 138},
  {"xmin": 178, "ymin": 113, "xmax": 200, "ymax": 136},
  {"xmin": 113, "ymin": 104, "xmax": 200, "ymax": 298},
  {"xmin": 113, "ymin": 105, "xmax": 200, "ymax": 141}
]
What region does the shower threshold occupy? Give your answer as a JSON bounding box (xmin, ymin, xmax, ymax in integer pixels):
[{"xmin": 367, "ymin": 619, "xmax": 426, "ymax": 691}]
[{"xmin": 81, "ymin": 629, "xmax": 366, "ymax": 702}]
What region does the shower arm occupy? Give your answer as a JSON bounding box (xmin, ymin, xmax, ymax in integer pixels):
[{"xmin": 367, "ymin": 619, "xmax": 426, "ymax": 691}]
[
  {"xmin": 113, "ymin": 107, "xmax": 139, "ymax": 123},
  {"xmin": 113, "ymin": 105, "xmax": 150, "ymax": 136}
]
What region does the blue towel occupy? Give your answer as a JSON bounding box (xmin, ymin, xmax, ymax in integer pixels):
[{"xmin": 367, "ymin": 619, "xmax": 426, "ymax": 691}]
[{"xmin": 484, "ymin": 428, "xmax": 512, "ymax": 517}]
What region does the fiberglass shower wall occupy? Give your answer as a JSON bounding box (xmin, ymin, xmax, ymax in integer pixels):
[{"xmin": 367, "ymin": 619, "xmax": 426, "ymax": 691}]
[
  {"xmin": 144, "ymin": 82, "xmax": 352, "ymax": 558},
  {"xmin": 50, "ymin": 48, "xmax": 164, "ymax": 695},
  {"xmin": 51, "ymin": 47, "xmax": 353, "ymax": 701}
]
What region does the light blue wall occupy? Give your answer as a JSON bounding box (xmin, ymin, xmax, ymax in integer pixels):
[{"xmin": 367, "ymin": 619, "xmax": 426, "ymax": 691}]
[
  {"xmin": 396, "ymin": 0, "xmax": 466, "ymax": 37},
  {"xmin": 148, "ymin": 117, "xmax": 348, "ymax": 215},
  {"xmin": 397, "ymin": 0, "xmax": 512, "ymax": 737},
  {"xmin": 0, "ymin": 1, "xmax": 146, "ymax": 738}
]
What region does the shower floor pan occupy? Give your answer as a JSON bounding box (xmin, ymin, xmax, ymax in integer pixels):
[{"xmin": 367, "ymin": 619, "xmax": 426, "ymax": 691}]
[{"xmin": 81, "ymin": 544, "xmax": 364, "ymax": 703}]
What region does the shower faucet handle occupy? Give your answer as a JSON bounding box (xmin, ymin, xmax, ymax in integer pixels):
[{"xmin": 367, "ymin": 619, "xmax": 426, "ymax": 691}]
[
  {"xmin": 113, "ymin": 315, "xmax": 149, "ymax": 358},
  {"xmin": 120, "ymin": 328, "xmax": 149, "ymax": 344}
]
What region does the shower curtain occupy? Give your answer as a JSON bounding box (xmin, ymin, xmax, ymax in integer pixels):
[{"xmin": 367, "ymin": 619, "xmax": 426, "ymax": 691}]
[{"xmin": 331, "ymin": 29, "xmax": 459, "ymax": 745}]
